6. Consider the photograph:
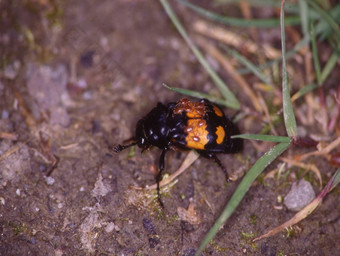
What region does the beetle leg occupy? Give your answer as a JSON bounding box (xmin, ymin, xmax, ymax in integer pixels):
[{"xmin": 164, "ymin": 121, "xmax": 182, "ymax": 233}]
[
  {"xmin": 156, "ymin": 148, "xmax": 167, "ymax": 208},
  {"xmin": 211, "ymin": 154, "xmax": 230, "ymax": 182},
  {"xmin": 112, "ymin": 142, "xmax": 137, "ymax": 153},
  {"xmin": 199, "ymin": 151, "xmax": 230, "ymax": 182}
]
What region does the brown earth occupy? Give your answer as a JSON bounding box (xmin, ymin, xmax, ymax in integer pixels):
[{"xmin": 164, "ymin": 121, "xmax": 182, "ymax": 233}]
[{"xmin": 0, "ymin": 1, "xmax": 339, "ymax": 255}]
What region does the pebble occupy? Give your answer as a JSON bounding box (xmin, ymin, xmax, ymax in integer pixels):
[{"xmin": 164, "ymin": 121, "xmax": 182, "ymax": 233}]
[
  {"xmin": 284, "ymin": 179, "xmax": 315, "ymax": 211},
  {"xmin": 105, "ymin": 222, "xmax": 115, "ymax": 233},
  {"xmin": 45, "ymin": 176, "xmax": 55, "ymax": 185}
]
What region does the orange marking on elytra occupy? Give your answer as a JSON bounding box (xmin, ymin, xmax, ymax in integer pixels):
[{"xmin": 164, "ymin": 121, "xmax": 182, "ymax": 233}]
[
  {"xmin": 213, "ymin": 106, "xmax": 223, "ymax": 117},
  {"xmin": 215, "ymin": 126, "xmax": 225, "ymax": 144},
  {"xmin": 185, "ymin": 119, "xmax": 209, "ymax": 150}
]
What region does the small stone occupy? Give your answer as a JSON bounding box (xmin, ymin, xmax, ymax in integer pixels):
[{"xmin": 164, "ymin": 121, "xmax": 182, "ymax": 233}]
[
  {"xmin": 284, "ymin": 179, "xmax": 315, "ymax": 211},
  {"xmin": 45, "ymin": 176, "xmax": 55, "ymax": 185},
  {"xmin": 16, "ymin": 189, "xmax": 20, "ymax": 196},
  {"xmin": 105, "ymin": 222, "xmax": 115, "ymax": 233}
]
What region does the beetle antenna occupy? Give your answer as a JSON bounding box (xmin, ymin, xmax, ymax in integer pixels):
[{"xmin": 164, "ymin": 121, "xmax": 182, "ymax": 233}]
[{"xmin": 112, "ymin": 142, "xmax": 137, "ymax": 153}]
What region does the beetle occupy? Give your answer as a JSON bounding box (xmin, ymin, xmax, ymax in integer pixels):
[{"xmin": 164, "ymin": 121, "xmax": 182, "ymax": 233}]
[{"xmin": 113, "ymin": 98, "xmax": 243, "ymax": 207}]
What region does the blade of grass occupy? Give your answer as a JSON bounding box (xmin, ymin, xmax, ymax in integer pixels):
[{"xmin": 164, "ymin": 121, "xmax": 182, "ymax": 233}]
[
  {"xmin": 196, "ymin": 142, "xmax": 290, "ymax": 255},
  {"xmin": 220, "ymin": 45, "xmax": 272, "ymax": 85},
  {"xmin": 238, "ymin": 34, "xmax": 310, "ymax": 74},
  {"xmin": 311, "ymin": 23, "xmax": 322, "ymax": 85},
  {"xmin": 320, "ymin": 51, "xmax": 339, "ymax": 84},
  {"xmin": 298, "ymin": 0, "xmax": 309, "ymax": 36},
  {"xmin": 160, "ymin": 0, "xmax": 240, "ymax": 109},
  {"xmin": 162, "ymin": 83, "xmax": 230, "ymax": 107},
  {"xmin": 291, "ymin": 83, "xmax": 318, "ymax": 102},
  {"xmin": 291, "ymin": 53, "xmax": 338, "ymax": 101},
  {"xmin": 329, "ymin": 167, "xmax": 340, "ymax": 191},
  {"xmin": 215, "ymin": 0, "xmax": 320, "ymax": 19},
  {"xmin": 195, "ymin": 36, "xmax": 262, "ymax": 111},
  {"xmin": 314, "ymin": 4, "xmax": 340, "ymax": 40},
  {"xmin": 176, "ymin": 0, "xmax": 301, "ymax": 28},
  {"xmin": 281, "ymin": 0, "xmax": 297, "ymax": 138},
  {"xmin": 305, "ymin": 0, "xmax": 340, "ymax": 41},
  {"xmin": 193, "ymin": 20, "xmax": 281, "ymax": 60},
  {"xmin": 254, "ymin": 167, "xmax": 340, "ymax": 241},
  {"xmin": 214, "ymin": 0, "xmax": 285, "ymax": 9},
  {"xmin": 232, "ymin": 134, "xmax": 291, "ymax": 143}
]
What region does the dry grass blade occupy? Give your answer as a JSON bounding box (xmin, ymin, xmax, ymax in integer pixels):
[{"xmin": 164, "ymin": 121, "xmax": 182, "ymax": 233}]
[
  {"xmin": 297, "ymin": 137, "xmax": 340, "ymax": 161},
  {"xmin": 131, "ymin": 150, "xmax": 199, "ymax": 190},
  {"xmin": 193, "ymin": 20, "xmax": 281, "ymax": 59},
  {"xmin": 195, "ymin": 36, "xmax": 262, "ymax": 112},
  {"xmin": 280, "ymin": 157, "xmax": 322, "ymax": 188},
  {"xmin": 0, "ymin": 132, "xmax": 19, "ymax": 141},
  {"xmin": 257, "ymin": 93, "xmax": 279, "ymax": 135},
  {"xmin": 13, "ymin": 88, "xmax": 37, "ymax": 130},
  {"xmin": 254, "ymin": 195, "xmax": 322, "ymax": 241},
  {"xmin": 38, "ymin": 132, "xmax": 59, "ymax": 176},
  {"xmin": 160, "ymin": 0, "xmax": 239, "ymax": 108},
  {"xmin": 254, "ymin": 167, "xmax": 340, "ymax": 241}
]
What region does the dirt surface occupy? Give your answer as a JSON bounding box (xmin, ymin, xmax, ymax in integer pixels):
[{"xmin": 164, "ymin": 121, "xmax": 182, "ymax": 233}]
[{"xmin": 1, "ymin": 1, "xmax": 340, "ymax": 255}]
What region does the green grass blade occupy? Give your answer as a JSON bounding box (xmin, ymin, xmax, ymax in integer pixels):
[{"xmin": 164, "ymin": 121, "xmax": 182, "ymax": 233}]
[
  {"xmin": 221, "ymin": 45, "xmax": 272, "ymax": 85},
  {"xmin": 314, "ymin": 5, "xmax": 340, "ymax": 40},
  {"xmin": 160, "ymin": 0, "xmax": 240, "ymax": 109},
  {"xmin": 214, "ymin": 0, "xmax": 320, "ymax": 19},
  {"xmin": 330, "ymin": 167, "xmax": 340, "ymax": 191},
  {"xmin": 214, "ymin": 0, "xmax": 286, "ymax": 9},
  {"xmin": 177, "ymin": 0, "xmax": 301, "ymax": 28},
  {"xmin": 310, "ymin": 23, "xmax": 322, "ymax": 86},
  {"xmin": 232, "ymin": 134, "xmax": 291, "ymax": 143},
  {"xmin": 320, "ymin": 51, "xmax": 339, "ymax": 84},
  {"xmin": 291, "ymin": 83, "xmax": 318, "ymax": 101},
  {"xmin": 196, "ymin": 142, "xmax": 290, "ymax": 255},
  {"xmin": 291, "ymin": 53, "xmax": 338, "ymax": 101},
  {"xmin": 238, "ymin": 35, "xmax": 310, "ymax": 75},
  {"xmin": 298, "ymin": 0, "xmax": 309, "ymax": 36},
  {"xmin": 162, "ymin": 83, "xmax": 230, "ymax": 107},
  {"xmin": 281, "ymin": 0, "xmax": 297, "ymax": 138},
  {"xmin": 305, "ymin": 0, "xmax": 340, "ymax": 41}
]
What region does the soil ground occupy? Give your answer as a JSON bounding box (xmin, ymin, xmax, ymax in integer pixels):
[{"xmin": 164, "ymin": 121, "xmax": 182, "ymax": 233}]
[{"xmin": 0, "ymin": 1, "xmax": 339, "ymax": 255}]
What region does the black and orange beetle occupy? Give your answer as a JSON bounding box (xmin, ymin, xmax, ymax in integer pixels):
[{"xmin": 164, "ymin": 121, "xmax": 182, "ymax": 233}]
[{"xmin": 114, "ymin": 98, "xmax": 242, "ymax": 207}]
